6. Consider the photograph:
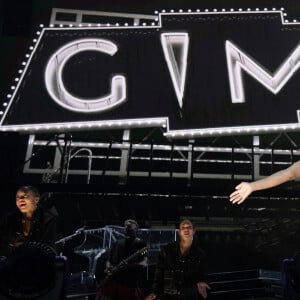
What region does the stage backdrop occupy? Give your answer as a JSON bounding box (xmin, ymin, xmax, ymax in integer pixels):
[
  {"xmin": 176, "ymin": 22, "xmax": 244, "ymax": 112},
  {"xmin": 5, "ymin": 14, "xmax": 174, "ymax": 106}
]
[{"xmin": 2, "ymin": 9, "xmax": 300, "ymax": 137}]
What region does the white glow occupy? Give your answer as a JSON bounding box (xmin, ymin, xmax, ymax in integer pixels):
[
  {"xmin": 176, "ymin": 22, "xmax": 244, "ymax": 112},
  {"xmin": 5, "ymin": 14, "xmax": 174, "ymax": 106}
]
[
  {"xmin": 163, "ymin": 122, "xmax": 300, "ymax": 139},
  {"xmin": 226, "ymin": 40, "xmax": 300, "ymax": 103},
  {"xmin": 161, "ymin": 32, "xmax": 189, "ymax": 108},
  {"xmin": 45, "ymin": 38, "xmax": 127, "ymax": 113}
]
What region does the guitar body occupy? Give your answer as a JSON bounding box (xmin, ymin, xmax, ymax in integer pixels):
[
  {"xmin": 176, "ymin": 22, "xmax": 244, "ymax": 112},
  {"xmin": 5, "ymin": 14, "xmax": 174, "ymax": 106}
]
[
  {"xmin": 95, "ymin": 246, "xmax": 148, "ymax": 300},
  {"xmin": 95, "ymin": 279, "xmax": 145, "ymax": 300}
]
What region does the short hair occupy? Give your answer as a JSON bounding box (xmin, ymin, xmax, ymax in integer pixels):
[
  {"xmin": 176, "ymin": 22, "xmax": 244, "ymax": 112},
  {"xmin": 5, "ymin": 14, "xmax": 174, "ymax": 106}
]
[
  {"xmin": 124, "ymin": 219, "xmax": 139, "ymax": 229},
  {"xmin": 179, "ymin": 219, "xmax": 194, "ymax": 229},
  {"xmin": 17, "ymin": 186, "xmax": 40, "ymax": 197}
]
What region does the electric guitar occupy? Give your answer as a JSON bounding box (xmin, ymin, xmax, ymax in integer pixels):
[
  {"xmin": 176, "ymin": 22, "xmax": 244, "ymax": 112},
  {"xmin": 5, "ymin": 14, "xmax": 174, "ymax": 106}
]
[{"xmin": 99, "ymin": 246, "xmax": 148, "ymax": 288}]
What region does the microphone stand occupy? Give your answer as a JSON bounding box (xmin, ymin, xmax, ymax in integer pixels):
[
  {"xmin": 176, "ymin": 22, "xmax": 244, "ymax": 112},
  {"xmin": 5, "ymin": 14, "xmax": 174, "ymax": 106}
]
[{"xmin": 55, "ymin": 227, "xmax": 85, "ymax": 256}]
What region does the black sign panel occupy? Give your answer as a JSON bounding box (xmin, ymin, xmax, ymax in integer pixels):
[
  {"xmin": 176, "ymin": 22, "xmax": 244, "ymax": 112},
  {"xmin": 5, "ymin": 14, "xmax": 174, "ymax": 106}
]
[{"xmin": 2, "ymin": 10, "xmax": 300, "ymax": 137}]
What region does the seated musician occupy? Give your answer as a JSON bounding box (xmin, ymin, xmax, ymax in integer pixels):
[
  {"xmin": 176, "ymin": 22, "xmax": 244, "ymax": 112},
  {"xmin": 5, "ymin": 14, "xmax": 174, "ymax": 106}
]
[
  {"xmin": 0, "ymin": 186, "xmax": 57, "ymax": 257},
  {"xmin": 95, "ymin": 219, "xmax": 147, "ymax": 300}
]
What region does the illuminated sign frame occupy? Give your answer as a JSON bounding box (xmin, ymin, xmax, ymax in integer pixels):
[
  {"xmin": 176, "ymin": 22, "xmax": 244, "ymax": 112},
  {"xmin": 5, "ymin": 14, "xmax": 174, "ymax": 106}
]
[{"xmin": 1, "ymin": 8, "xmax": 300, "ymax": 138}]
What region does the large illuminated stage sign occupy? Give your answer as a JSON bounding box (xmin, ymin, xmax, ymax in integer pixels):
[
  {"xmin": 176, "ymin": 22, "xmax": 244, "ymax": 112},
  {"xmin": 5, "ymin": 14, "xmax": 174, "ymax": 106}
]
[{"xmin": 2, "ymin": 8, "xmax": 300, "ymax": 138}]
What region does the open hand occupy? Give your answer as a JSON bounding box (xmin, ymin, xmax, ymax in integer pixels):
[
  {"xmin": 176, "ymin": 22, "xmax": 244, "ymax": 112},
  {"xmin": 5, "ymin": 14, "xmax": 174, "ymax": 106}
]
[{"xmin": 229, "ymin": 182, "xmax": 253, "ymax": 204}]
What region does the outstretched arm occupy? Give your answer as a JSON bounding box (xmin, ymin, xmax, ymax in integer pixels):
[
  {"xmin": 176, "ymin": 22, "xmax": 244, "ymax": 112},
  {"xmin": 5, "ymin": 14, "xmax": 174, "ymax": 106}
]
[{"xmin": 229, "ymin": 161, "xmax": 300, "ymax": 205}]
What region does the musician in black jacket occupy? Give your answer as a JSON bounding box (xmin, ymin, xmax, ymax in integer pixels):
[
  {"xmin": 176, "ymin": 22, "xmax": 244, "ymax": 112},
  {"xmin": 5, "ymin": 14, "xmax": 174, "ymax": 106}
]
[
  {"xmin": 0, "ymin": 186, "xmax": 57, "ymax": 257},
  {"xmin": 95, "ymin": 219, "xmax": 147, "ymax": 300},
  {"xmin": 146, "ymin": 219, "xmax": 210, "ymax": 300}
]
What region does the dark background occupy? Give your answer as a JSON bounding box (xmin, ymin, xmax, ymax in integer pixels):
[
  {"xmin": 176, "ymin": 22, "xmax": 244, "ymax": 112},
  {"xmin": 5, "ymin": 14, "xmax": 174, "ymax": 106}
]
[{"xmin": 2, "ymin": 0, "xmax": 300, "ymax": 276}]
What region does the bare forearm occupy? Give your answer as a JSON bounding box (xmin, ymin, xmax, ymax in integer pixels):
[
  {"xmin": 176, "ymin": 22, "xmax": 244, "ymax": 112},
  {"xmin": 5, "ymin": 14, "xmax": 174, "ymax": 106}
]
[
  {"xmin": 250, "ymin": 168, "xmax": 295, "ymax": 192},
  {"xmin": 230, "ymin": 161, "xmax": 300, "ymax": 204}
]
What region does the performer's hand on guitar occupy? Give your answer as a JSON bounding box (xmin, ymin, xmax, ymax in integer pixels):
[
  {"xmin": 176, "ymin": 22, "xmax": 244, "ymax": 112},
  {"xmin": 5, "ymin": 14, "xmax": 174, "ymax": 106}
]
[
  {"xmin": 104, "ymin": 267, "xmax": 112, "ymax": 274},
  {"xmin": 145, "ymin": 293, "xmax": 157, "ymax": 300}
]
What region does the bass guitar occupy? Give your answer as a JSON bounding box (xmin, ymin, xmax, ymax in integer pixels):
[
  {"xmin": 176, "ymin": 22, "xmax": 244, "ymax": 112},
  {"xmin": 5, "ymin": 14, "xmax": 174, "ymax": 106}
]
[{"xmin": 99, "ymin": 246, "xmax": 148, "ymax": 288}]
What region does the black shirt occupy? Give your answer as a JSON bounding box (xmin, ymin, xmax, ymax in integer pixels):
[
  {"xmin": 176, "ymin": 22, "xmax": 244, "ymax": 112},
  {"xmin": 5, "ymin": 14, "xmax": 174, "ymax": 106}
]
[
  {"xmin": 153, "ymin": 240, "xmax": 208, "ymax": 299},
  {"xmin": 0, "ymin": 208, "xmax": 57, "ymax": 256},
  {"xmin": 108, "ymin": 236, "xmax": 147, "ymax": 286}
]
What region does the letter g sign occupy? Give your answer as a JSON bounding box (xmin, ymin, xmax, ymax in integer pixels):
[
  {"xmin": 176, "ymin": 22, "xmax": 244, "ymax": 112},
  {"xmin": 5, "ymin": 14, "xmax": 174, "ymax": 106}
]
[{"xmin": 45, "ymin": 38, "xmax": 126, "ymax": 113}]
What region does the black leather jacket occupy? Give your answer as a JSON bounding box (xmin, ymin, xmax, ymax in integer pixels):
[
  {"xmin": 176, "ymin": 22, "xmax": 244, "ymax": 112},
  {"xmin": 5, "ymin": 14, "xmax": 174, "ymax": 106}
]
[
  {"xmin": 153, "ymin": 240, "xmax": 208, "ymax": 299},
  {"xmin": 0, "ymin": 208, "xmax": 57, "ymax": 256}
]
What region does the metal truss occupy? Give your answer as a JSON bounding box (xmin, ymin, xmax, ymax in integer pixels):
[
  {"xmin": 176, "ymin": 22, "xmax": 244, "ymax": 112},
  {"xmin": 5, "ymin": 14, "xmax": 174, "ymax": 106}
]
[{"xmin": 23, "ymin": 131, "xmax": 300, "ymax": 184}]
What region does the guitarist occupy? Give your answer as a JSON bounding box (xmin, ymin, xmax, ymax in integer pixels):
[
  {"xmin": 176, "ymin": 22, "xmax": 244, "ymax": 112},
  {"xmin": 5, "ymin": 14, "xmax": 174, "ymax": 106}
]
[{"xmin": 95, "ymin": 219, "xmax": 147, "ymax": 300}]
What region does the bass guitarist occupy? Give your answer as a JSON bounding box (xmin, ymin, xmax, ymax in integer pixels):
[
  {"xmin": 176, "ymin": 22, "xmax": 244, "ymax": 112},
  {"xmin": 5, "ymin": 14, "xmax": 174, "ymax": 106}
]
[{"xmin": 95, "ymin": 219, "xmax": 147, "ymax": 300}]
